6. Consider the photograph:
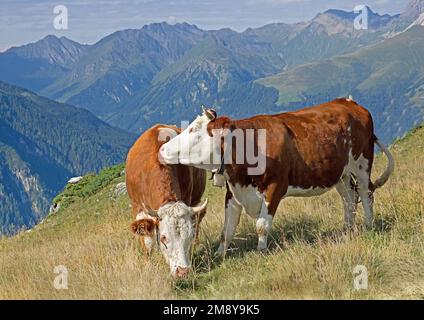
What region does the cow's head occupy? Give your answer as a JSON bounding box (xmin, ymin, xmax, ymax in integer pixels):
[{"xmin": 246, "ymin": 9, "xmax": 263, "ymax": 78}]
[
  {"xmin": 159, "ymin": 106, "xmax": 220, "ymax": 170},
  {"xmin": 131, "ymin": 200, "xmax": 207, "ymax": 278}
]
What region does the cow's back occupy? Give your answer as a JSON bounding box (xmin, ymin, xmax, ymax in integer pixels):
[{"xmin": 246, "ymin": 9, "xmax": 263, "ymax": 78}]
[
  {"xmin": 228, "ymin": 98, "xmax": 374, "ymax": 190},
  {"xmin": 126, "ymin": 124, "xmax": 206, "ymax": 217},
  {"xmin": 277, "ymin": 98, "xmax": 375, "ymax": 189},
  {"xmin": 281, "ymin": 98, "xmax": 374, "ymax": 160}
]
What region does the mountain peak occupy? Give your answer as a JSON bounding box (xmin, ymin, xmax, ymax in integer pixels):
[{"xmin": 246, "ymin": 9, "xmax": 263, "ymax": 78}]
[
  {"xmin": 141, "ymin": 21, "xmax": 200, "ymax": 32},
  {"xmin": 323, "ymin": 6, "xmax": 374, "ymax": 19},
  {"xmin": 5, "ymin": 35, "xmax": 87, "ymax": 66},
  {"xmin": 42, "ymin": 34, "xmax": 59, "ymax": 41},
  {"xmin": 314, "ymin": 6, "xmax": 398, "ymax": 32},
  {"xmin": 42, "ymin": 34, "xmax": 74, "ymax": 42},
  {"xmin": 402, "ymin": 0, "xmax": 424, "ymax": 19},
  {"xmin": 322, "ymin": 6, "xmax": 393, "ymax": 20},
  {"xmin": 142, "ymin": 21, "xmax": 171, "ymax": 29}
]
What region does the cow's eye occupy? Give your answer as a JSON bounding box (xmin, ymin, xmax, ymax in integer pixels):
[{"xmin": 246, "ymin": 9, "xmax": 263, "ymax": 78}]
[{"xmin": 160, "ymin": 235, "xmax": 168, "ymax": 249}]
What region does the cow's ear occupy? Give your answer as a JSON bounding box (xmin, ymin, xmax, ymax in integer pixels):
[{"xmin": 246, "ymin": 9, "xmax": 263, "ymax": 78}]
[
  {"xmin": 130, "ymin": 218, "xmax": 158, "ymax": 236},
  {"xmin": 206, "ymin": 109, "xmax": 217, "ymax": 121},
  {"xmin": 201, "ymin": 105, "xmax": 217, "ymax": 120}
]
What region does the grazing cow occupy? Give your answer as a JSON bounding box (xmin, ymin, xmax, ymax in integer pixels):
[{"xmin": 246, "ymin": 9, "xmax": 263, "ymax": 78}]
[
  {"xmin": 126, "ymin": 124, "xmax": 207, "ymax": 277},
  {"xmin": 159, "ymin": 98, "xmax": 395, "ymax": 253}
]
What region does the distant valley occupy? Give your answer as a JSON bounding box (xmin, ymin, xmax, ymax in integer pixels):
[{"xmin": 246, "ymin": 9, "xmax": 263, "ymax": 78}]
[{"xmin": 0, "ymin": 81, "xmax": 135, "ymax": 235}]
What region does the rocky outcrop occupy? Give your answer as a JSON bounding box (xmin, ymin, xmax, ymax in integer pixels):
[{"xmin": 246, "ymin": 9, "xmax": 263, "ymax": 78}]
[{"xmin": 113, "ymin": 182, "xmax": 127, "ymax": 198}]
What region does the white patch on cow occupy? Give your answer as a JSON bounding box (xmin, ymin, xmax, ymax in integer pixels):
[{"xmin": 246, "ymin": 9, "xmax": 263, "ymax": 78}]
[
  {"xmin": 226, "ymin": 181, "xmax": 263, "ymax": 218},
  {"xmin": 342, "ymin": 150, "xmax": 369, "ymax": 178},
  {"xmin": 285, "ymin": 186, "xmax": 332, "ymax": 198}
]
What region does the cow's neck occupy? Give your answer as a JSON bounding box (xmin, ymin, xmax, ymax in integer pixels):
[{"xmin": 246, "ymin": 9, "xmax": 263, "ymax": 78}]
[
  {"xmin": 154, "ymin": 165, "xmax": 180, "ymax": 208},
  {"xmin": 210, "ymin": 118, "xmax": 266, "ymax": 192}
]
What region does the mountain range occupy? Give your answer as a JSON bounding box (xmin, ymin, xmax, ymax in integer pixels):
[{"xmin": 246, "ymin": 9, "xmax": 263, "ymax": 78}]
[{"xmin": 1, "ymin": 3, "xmax": 420, "ymax": 136}]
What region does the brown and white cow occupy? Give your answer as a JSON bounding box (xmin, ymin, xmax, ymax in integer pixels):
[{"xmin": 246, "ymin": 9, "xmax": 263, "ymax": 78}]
[
  {"xmin": 159, "ymin": 98, "xmax": 394, "ymax": 253},
  {"xmin": 126, "ymin": 124, "xmax": 207, "ymax": 277}
]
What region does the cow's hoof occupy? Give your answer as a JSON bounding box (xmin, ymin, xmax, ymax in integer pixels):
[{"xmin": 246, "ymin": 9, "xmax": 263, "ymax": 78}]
[
  {"xmin": 256, "ymin": 243, "xmax": 268, "ymax": 252},
  {"xmin": 257, "ymin": 237, "xmax": 268, "ymax": 251},
  {"xmin": 257, "ymin": 246, "xmax": 268, "ymax": 252},
  {"xmin": 216, "ymin": 243, "xmax": 225, "ymax": 256},
  {"xmin": 365, "ymin": 222, "xmax": 374, "ymax": 231}
]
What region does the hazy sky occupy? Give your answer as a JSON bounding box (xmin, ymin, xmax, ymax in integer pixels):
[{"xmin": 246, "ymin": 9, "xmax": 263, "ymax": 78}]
[{"xmin": 0, "ymin": 0, "xmax": 410, "ymax": 51}]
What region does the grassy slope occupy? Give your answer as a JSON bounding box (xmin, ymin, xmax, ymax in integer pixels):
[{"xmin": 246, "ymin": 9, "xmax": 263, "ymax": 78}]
[{"xmin": 0, "ymin": 126, "xmax": 423, "ymax": 299}]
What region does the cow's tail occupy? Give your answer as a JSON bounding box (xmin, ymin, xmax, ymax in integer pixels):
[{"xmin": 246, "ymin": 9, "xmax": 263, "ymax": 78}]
[{"xmin": 373, "ymin": 135, "xmax": 395, "ymax": 189}]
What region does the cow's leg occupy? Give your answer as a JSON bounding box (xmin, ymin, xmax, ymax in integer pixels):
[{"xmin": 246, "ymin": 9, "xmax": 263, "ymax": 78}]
[
  {"xmin": 256, "ymin": 200, "xmax": 272, "ymax": 251},
  {"xmin": 256, "ymin": 183, "xmax": 284, "ymax": 251},
  {"xmin": 356, "ymin": 170, "xmax": 374, "ymax": 230},
  {"xmin": 350, "ymin": 152, "xmax": 375, "ymax": 230},
  {"xmin": 336, "ymin": 175, "xmax": 358, "ymax": 229},
  {"xmin": 217, "ymin": 190, "xmax": 242, "ymax": 255}
]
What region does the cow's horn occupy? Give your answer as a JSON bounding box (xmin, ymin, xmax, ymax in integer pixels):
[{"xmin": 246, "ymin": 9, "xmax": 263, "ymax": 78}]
[{"xmin": 192, "ymin": 199, "xmax": 208, "ymax": 214}]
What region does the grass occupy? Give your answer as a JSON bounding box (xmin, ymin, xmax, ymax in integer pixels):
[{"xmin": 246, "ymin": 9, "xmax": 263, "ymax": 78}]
[{"xmin": 0, "ymin": 127, "xmax": 423, "ymax": 299}]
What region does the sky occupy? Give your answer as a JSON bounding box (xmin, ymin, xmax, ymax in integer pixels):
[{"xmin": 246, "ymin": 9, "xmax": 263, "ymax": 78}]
[{"xmin": 0, "ymin": 0, "xmax": 410, "ymax": 51}]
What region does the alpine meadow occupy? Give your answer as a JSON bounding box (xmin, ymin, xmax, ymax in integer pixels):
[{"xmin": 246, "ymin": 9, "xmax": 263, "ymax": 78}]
[{"xmin": 0, "ymin": 124, "xmax": 423, "ymax": 299}]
